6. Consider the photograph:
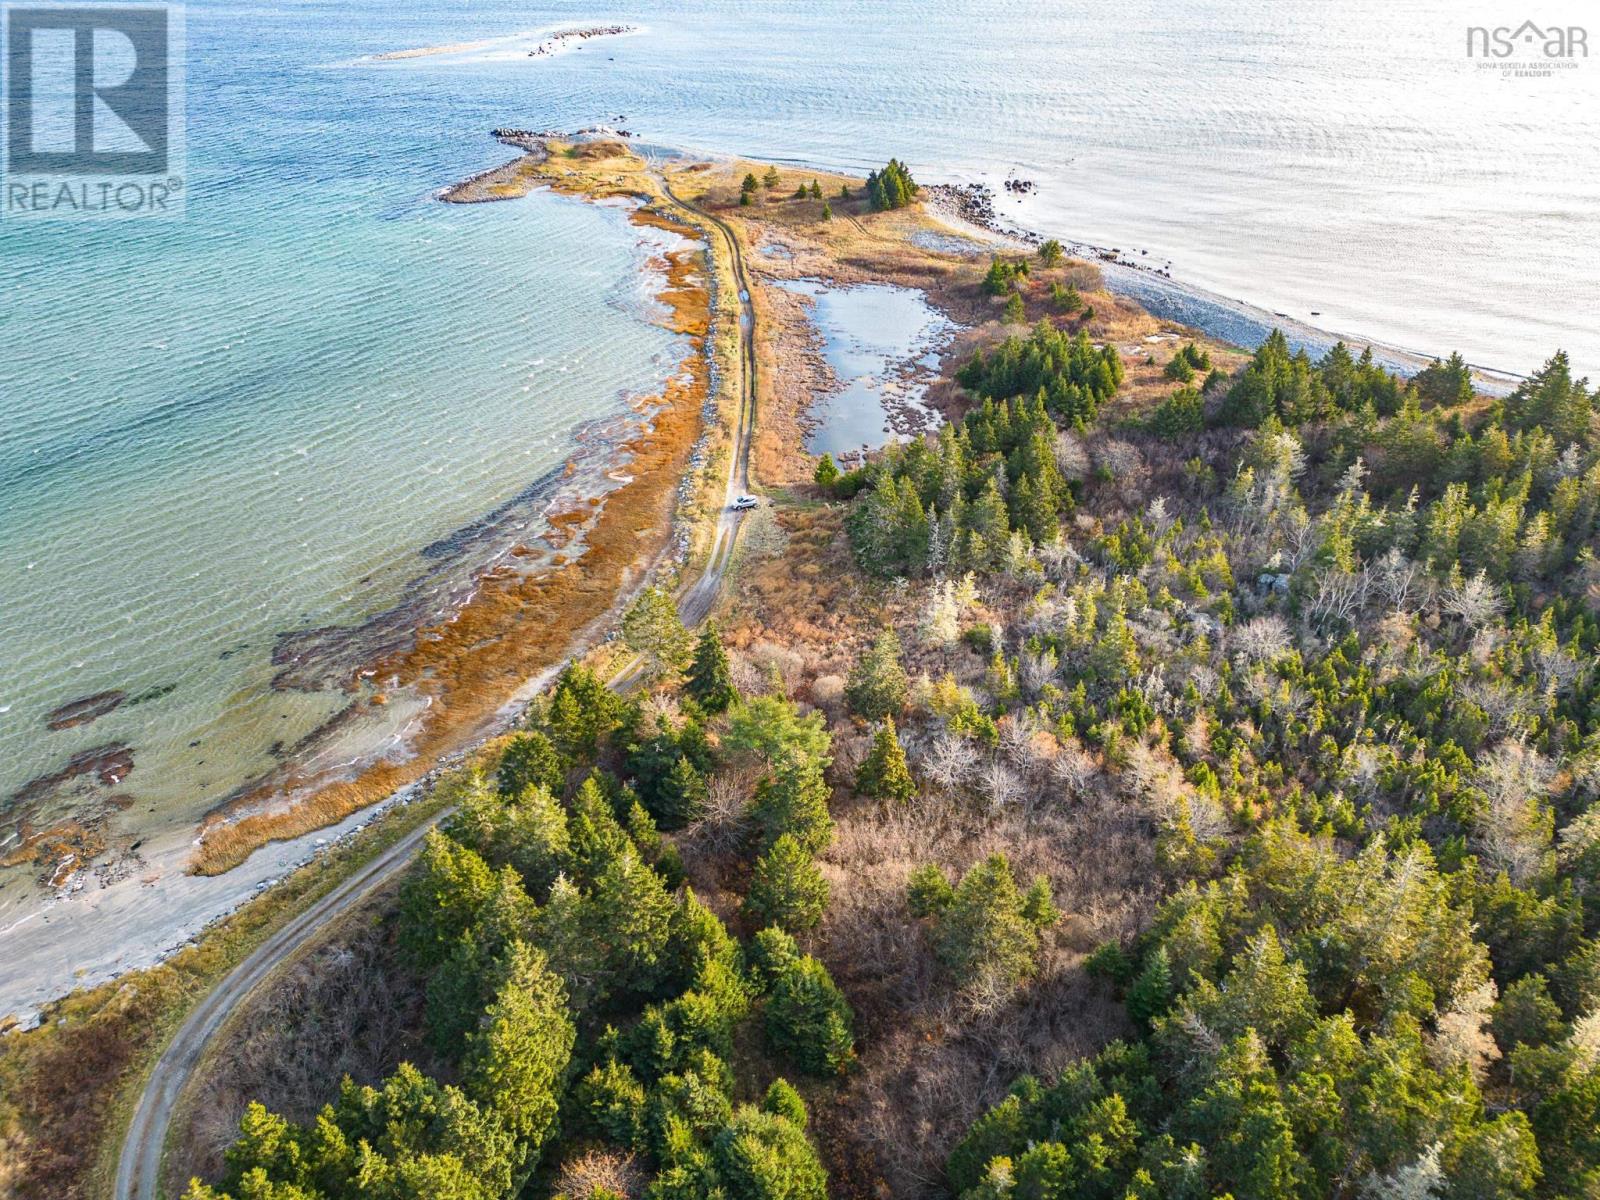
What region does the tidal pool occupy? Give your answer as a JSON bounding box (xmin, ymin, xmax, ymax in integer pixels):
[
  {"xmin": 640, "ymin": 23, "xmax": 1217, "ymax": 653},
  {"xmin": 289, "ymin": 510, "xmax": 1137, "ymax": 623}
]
[{"xmin": 775, "ymin": 279, "xmax": 959, "ymax": 458}]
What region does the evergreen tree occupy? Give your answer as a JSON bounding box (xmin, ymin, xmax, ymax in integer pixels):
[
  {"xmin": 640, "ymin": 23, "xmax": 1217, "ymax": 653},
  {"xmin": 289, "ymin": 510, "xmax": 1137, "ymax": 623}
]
[
  {"xmin": 1038, "ymin": 238, "xmax": 1063, "ymax": 267},
  {"xmin": 854, "ymin": 715, "xmax": 916, "ymax": 802},
  {"xmin": 461, "ymin": 941, "xmax": 575, "ymax": 1180},
  {"xmin": 745, "ymin": 833, "xmax": 829, "ymax": 933},
  {"xmin": 761, "ymin": 1079, "xmax": 808, "ymax": 1128},
  {"xmin": 1003, "ymin": 292, "xmax": 1026, "ymax": 324},
  {"xmin": 622, "ymin": 585, "xmax": 693, "ymax": 679},
  {"xmin": 844, "ymin": 629, "xmax": 909, "ymax": 720},
  {"xmin": 820, "ymin": 202, "xmax": 832, "ymax": 222},
  {"xmin": 920, "ymin": 854, "xmax": 1057, "ymax": 990},
  {"xmin": 497, "ymin": 730, "xmax": 567, "ymax": 798},
  {"xmin": 749, "ymin": 747, "xmax": 834, "ymax": 855},
  {"xmin": 764, "ymin": 953, "xmax": 856, "ymax": 1075},
  {"xmin": 1150, "ymin": 387, "xmax": 1205, "ymax": 441},
  {"xmin": 712, "ymin": 1106, "xmax": 829, "ymax": 1200},
  {"xmin": 762, "ymin": 165, "xmax": 781, "ymax": 190},
  {"xmin": 656, "ymin": 754, "xmax": 709, "ymax": 829},
  {"xmin": 1414, "ymin": 350, "xmax": 1474, "ymax": 407},
  {"xmin": 544, "ymin": 663, "xmax": 622, "ymax": 759},
  {"xmin": 866, "ymin": 158, "xmax": 917, "ymax": 211},
  {"xmin": 686, "ymin": 621, "xmax": 738, "ymax": 714},
  {"xmin": 813, "ymin": 452, "xmax": 840, "ymax": 489},
  {"xmin": 398, "ymin": 830, "xmax": 497, "ymax": 969}
]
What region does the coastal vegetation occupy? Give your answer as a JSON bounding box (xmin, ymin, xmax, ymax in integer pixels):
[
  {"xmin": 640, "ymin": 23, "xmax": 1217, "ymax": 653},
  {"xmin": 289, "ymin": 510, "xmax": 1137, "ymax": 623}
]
[
  {"xmin": 188, "ymin": 650, "xmax": 851, "ymax": 1200},
  {"xmin": 30, "ymin": 142, "xmax": 1600, "ymax": 1200},
  {"xmin": 866, "ymin": 159, "xmax": 918, "ymax": 212}
]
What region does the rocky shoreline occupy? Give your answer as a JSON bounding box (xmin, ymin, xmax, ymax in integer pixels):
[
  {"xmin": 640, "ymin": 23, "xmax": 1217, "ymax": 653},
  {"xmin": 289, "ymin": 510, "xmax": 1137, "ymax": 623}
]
[{"xmin": 922, "ymin": 178, "xmax": 1522, "ymax": 392}]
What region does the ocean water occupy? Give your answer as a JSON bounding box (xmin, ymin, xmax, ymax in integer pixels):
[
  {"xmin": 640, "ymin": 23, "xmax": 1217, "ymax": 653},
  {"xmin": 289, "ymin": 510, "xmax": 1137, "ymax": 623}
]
[{"xmin": 3, "ymin": 0, "xmax": 1598, "ymax": 946}]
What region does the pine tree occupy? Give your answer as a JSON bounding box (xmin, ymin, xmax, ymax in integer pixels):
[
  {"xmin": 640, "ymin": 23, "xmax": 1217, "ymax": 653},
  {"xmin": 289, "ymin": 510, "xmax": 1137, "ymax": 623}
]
[
  {"xmin": 1038, "ymin": 238, "xmax": 1063, "ymax": 267},
  {"xmin": 809, "ymin": 180, "xmax": 822, "ymax": 199},
  {"xmin": 855, "ymin": 716, "xmax": 916, "ymax": 802},
  {"xmin": 820, "ymin": 202, "xmax": 832, "ymax": 222},
  {"xmin": 1003, "ymin": 292, "xmax": 1026, "ymax": 324},
  {"xmin": 742, "ymin": 172, "xmax": 759, "ymax": 195},
  {"xmin": 762, "ymin": 165, "xmax": 781, "ymax": 190},
  {"xmin": 813, "ymin": 453, "xmax": 840, "ymax": 489},
  {"xmin": 745, "ymin": 833, "xmax": 829, "ymax": 932},
  {"xmin": 686, "ymin": 621, "xmax": 738, "ymax": 714}
]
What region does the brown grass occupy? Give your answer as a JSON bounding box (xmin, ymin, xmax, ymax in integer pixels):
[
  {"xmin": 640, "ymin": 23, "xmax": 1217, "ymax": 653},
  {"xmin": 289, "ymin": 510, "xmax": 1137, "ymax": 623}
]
[
  {"xmin": 165, "ymin": 895, "xmax": 434, "ymax": 1193},
  {"xmin": 0, "ymin": 789, "xmax": 450, "ymax": 1200}
]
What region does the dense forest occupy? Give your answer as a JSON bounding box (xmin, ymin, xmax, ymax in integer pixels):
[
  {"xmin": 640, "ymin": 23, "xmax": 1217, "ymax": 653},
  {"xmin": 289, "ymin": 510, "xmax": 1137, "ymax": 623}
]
[
  {"xmin": 197, "ymin": 216, "xmax": 1600, "ymax": 1199},
  {"xmin": 902, "ymin": 337, "xmax": 1600, "ymax": 1199}
]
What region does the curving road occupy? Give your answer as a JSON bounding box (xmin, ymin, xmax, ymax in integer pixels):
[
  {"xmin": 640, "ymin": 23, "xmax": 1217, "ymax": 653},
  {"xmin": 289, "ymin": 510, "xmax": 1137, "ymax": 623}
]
[{"xmin": 114, "ymin": 168, "xmax": 758, "ymax": 1200}]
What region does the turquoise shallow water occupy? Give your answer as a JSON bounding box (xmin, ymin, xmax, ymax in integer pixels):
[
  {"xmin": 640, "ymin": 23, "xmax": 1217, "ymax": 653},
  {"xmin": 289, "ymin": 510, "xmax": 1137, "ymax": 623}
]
[{"xmin": 2, "ymin": 0, "xmax": 1598, "ymax": 913}]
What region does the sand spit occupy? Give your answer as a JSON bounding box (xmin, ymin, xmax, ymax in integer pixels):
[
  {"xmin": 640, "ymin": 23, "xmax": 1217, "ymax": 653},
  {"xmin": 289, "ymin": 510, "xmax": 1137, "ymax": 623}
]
[
  {"xmin": 189, "ymin": 188, "xmax": 711, "ymax": 877},
  {"xmin": 371, "ymin": 24, "xmax": 639, "ymax": 64}
]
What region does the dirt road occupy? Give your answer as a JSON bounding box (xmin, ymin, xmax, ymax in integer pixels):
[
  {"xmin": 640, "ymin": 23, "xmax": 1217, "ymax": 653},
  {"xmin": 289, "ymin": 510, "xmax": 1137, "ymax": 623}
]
[{"xmin": 115, "ymin": 168, "xmax": 758, "ymax": 1200}]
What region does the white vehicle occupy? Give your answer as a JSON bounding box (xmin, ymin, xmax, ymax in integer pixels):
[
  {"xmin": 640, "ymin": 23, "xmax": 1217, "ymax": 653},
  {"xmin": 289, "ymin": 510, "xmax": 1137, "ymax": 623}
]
[{"xmin": 731, "ymin": 494, "xmax": 760, "ymax": 511}]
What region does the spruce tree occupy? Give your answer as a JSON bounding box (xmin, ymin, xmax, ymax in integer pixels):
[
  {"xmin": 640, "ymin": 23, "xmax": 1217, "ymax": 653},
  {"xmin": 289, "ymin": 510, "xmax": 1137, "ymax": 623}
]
[
  {"xmin": 845, "ymin": 629, "xmax": 909, "ymax": 720},
  {"xmin": 745, "ymin": 833, "xmax": 829, "ymax": 932},
  {"xmin": 762, "ymin": 165, "xmax": 781, "ymax": 190},
  {"xmin": 1038, "ymin": 238, "xmax": 1063, "ymax": 267},
  {"xmin": 764, "ymin": 954, "xmax": 856, "ymax": 1076},
  {"xmin": 686, "ymin": 621, "xmax": 738, "ymax": 714},
  {"xmin": 855, "ymin": 716, "xmax": 916, "ymax": 802},
  {"xmin": 713, "ymin": 1105, "xmax": 829, "ymax": 1200},
  {"xmin": 497, "ymin": 730, "xmax": 567, "ymax": 798},
  {"xmin": 656, "ymin": 754, "xmax": 709, "ymax": 828},
  {"xmin": 750, "ymin": 747, "xmax": 834, "ymax": 855},
  {"xmin": 1003, "ymin": 292, "xmax": 1026, "ymax": 324},
  {"xmin": 461, "ymin": 941, "xmax": 575, "ymax": 1179},
  {"xmin": 622, "ymin": 585, "xmax": 692, "ymax": 679},
  {"xmin": 813, "ymin": 452, "xmax": 840, "ymax": 489}
]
